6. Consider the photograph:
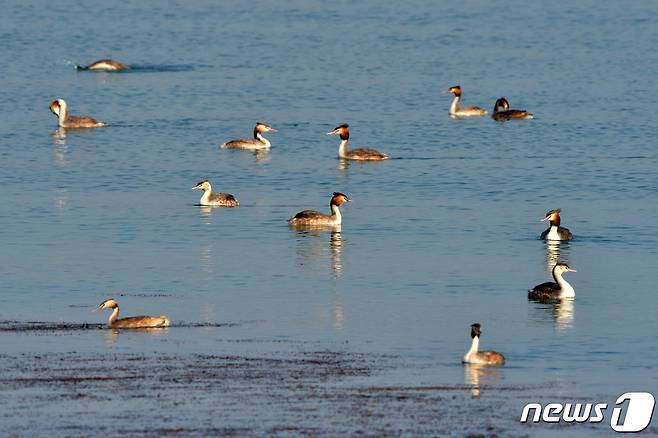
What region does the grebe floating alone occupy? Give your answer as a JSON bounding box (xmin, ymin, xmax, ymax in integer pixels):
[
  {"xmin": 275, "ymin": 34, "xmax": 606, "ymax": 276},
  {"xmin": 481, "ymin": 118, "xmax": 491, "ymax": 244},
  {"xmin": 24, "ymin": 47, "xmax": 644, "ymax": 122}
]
[
  {"xmin": 95, "ymin": 298, "xmax": 170, "ymax": 329},
  {"xmin": 327, "ymin": 124, "xmax": 389, "ymax": 161},
  {"xmin": 76, "ymin": 59, "xmax": 129, "ymax": 71},
  {"xmin": 448, "ymin": 85, "xmax": 487, "ymax": 117},
  {"xmin": 49, "ymin": 99, "xmax": 107, "ymax": 128},
  {"xmin": 220, "ymin": 123, "xmax": 277, "ymax": 150},
  {"xmin": 192, "ymin": 180, "xmax": 239, "ymax": 207},
  {"xmin": 540, "ymin": 208, "xmax": 573, "ymax": 240},
  {"xmin": 528, "ymin": 263, "xmax": 577, "ymax": 300},
  {"xmin": 492, "ymin": 97, "xmax": 533, "ymax": 121},
  {"xmin": 288, "ymin": 192, "xmax": 350, "ymax": 226},
  {"xmin": 462, "ymin": 323, "xmax": 505, "ymax": 366}
]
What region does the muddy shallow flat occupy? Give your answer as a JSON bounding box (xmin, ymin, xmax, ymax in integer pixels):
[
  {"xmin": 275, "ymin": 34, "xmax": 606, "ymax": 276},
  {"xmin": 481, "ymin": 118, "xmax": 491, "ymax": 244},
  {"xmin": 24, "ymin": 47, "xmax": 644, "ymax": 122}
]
[{"xmin": 0, "ymin": 328, "xmax": 635, "ymax": 437}]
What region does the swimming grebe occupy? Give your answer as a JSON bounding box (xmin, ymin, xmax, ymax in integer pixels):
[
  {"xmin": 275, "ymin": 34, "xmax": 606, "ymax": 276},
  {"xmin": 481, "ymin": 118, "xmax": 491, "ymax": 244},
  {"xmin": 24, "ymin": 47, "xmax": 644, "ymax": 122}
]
[
  {"xmin": 462, "ymin": 323, "xmax": 505, "ymax": 366},
  {"xmin": 49, "ymin": 99, "xmax": 107, "ymax": 128},
  {"xmin": 540, "ymin": 208, "xmax": 573, "ymax": 240},
  {"xmin": 448, "ymin": 85, "xmax": 487, "ymax": 117},
  {"xmin": 491, "ymin": 98, "xmax": 534, "ymax": 121},
  {"xmin": 288, "ymin": 192, "xmax": 350, "ymax": 226},
  {"xmin": 327, "ymin": 124, "xmax": 389, "ymax": 161},
  {"xmin": 528, "ymin": 263, "xmax": 577, "ymax": 300},
  {"xmin": 76, "ymin": 59, "xmax": 129, "ymax": 71},
  {"xmin": 192, "ymin": 180, "xmax": 239, "ymax": 207},
  {"xmin": 220, "ymin": 123, "xmax": 277, "ymax": 150},
  {"xmin": 95, "ymin": 298, "xmax": 170, "ymax": 329}
]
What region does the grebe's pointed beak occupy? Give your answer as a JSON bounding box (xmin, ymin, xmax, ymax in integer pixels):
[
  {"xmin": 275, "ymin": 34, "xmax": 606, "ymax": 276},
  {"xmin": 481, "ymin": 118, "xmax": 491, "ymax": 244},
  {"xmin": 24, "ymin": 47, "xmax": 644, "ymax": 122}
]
[
  {"xmin": 541, "ymin": 216, "xmax": 549, "ymax": 222},
  {"xmin": 567, "ymin": 268, "xmax": 577, "ymax": 272},
  {"xmin": 192, "ymin": 186, "xmax": 199, "ymax": 190},
  {"xmin": 327, "ymin": 130, "xmax": 337, "ymax": 135},
  {"xmin": 268, "ymin": 127, "xmax": 277, "ymax": 132}
]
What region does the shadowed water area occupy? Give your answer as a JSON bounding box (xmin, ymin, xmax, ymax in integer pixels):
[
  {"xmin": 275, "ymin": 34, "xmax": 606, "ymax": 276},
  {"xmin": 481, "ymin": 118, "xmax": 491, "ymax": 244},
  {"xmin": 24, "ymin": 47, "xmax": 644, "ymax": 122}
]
[{"xmin": 1, "ymin": 0, "xmax": 658, "ymax": 436}]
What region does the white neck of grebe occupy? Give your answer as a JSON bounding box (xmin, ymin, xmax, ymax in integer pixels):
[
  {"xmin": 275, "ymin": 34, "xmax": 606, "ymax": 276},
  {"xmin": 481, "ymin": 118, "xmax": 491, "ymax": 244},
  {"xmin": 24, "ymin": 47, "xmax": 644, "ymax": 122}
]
[
  {"xmin": 199, "ymin": 184, "xmax": 213, "ymax": 204},
  {"xmin": 57, "ymin": 102, "xmax": 68, "ymax": 127},
  {"xmin": 449, "ymin": 95, "xmax": 461, "ymax": 115},
  {"xmin": 108, "ymin": 306, "xmax": 120, "ymax": 327},
  {"xmin": 338, "ymin": 139, "xmax": 349, "ymax": 158},
  {"xmin": 330, "ymin": 203, "xmax": 342, "ymax": 224},
  {"xmin": 554, "ymin": 271, "xmax": 575, "ymax": 298},
  {"xmin": 256, "ymin": 132, "xmax": 271, "ymax": 147},
  {"xmin": 463, "ymin": 336, "xmax": 480, "ymax": 362},
  {"xmin": 546, "ymin": 225, "xmax": 561, "ymax": 240}
]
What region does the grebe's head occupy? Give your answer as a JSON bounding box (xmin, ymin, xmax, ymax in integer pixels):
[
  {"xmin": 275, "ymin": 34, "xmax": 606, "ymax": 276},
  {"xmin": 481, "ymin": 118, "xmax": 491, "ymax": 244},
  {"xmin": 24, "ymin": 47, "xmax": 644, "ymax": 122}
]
[
  {"xmin": 553, "ymin": 263, "xmax": 577, "ymax": 275},
  {"xmin": 470, "ymin": 323, "xmax": 482, "ymax": 339},
  {"xmin": 541, "ymin": 208, "xmax": 561, "ymax": 223},
  {"xmin": 448, "ymin": 85, "xmax": 462, "ymax": 96},
  {"xmin": 330, "ymin": 192, "xmax": 350, "ymax": 206},
  {"xmin": 50, "ymin": 99, "xmax": 65, "ymax": 116},
  {"xmin": 192, "ymin": 180, "xmax": 211, "ymax": 191},
  {"xmin": 327, "ymin": 123, "xmax": 350, "ymax": 139},
  {"xmin": 255, "ymin": 123, "xmax": 277, "ymax": 133},
  {"xmin": 95, "ymin": 298, "xmax": 119, "ymax": 311},
  {"xmin": 496, "ymin": 98, "xmax": 510, "ymax": 111}
]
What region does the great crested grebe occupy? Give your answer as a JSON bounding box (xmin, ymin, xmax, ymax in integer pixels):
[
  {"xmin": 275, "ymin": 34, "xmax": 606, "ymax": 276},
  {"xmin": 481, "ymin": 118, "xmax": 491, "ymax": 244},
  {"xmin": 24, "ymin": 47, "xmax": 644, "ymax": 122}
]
[
  {"xmin": 192, "ymin": 180, "xmax": 239, "ymax": 207},
  {"xmin": 528, "ymin": 263, "xmax": 577, "ymax": 300},
  {"xmin": 288, "ymin": 192, "xmax": 350, "ymax": 226},
  {"xmin": 95, "ymin": 298, "xmax": 170, "ymax": 329},
  {"xmin": 76, "ymin": 59, "xmax": 129, "ymax": 71},
  {"xmin": 448, "ymin": 85, "xmax": 487, "ymax": 117},
  {"xmin": 491, "ymin": 97, "xmax": 533, "ymax": 121},
  {"xmin": 327, "ymin": 124, "xmax": 389, "ymax": 161},
  {"xmin": 462, "ymin": 323, "xmax": 505, "ymax": 366},
  {"xmin": 49, "ymin": 99, "xmax": 107, "ymax": 128},
  {"xmin": 540, "ymin": 208, "xmax": 573, "ymax": 240},
  {"xmin": 220, "ymin": 123, "xmax": 277, "ymax": 150}
]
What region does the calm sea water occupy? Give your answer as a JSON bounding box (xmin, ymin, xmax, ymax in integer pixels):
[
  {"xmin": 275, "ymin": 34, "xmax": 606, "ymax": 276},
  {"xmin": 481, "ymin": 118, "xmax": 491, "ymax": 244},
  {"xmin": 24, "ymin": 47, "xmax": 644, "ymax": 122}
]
[{"xmin": 1, "ymin": 0, "xmax": 657, "ymax": 435}]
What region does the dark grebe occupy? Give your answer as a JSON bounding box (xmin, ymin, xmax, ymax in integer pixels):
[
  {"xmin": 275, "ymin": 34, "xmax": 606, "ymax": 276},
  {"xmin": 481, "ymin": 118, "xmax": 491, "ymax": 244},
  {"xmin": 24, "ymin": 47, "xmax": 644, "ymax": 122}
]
[{"xmin": 528, "ymin": 263, "xmax": 577, "ymax": 300}]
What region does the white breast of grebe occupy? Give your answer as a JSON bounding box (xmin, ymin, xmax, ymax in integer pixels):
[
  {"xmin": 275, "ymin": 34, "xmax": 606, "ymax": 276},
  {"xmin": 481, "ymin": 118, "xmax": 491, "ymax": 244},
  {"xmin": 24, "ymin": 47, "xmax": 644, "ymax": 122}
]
[
  {"xmin": 559, "ymin": 282, "xmax": 575, "ymax": 298},
  {"xmin": 545, "ymin": 226, "xmax": 562, "ymax": 240}
]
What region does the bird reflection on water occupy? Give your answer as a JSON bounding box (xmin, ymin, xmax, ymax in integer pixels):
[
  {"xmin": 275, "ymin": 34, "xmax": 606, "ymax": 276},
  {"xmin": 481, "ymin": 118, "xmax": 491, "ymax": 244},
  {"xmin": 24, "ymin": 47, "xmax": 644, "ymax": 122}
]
[
  {"xmin": 291, "ymin": 225, "xmax": 344, "ymax": 278},
  {"xmin": 463, "ymin": 364, "xmax": 503, "ymax": 399},
  {"xmin": 545, "ymin": 240, "xmax": 570, "ymax": 274},
  {"xmin": 102, "ymin": 326, "xmax": 169, "ymax": 346},
  {"xmin": 290, "ymin": 225, "xmax": 346, "ymax": 329}
]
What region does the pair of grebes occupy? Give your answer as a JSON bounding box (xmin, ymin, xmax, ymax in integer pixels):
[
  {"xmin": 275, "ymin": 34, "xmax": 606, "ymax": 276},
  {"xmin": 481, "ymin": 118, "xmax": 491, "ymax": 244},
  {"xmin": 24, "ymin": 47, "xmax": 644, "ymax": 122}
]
[
  {"xmin": 447, "ymin": 85, "xmax": 534, "ymax": 120},
  {"xmin": 93, "ymin": 296, "xmax": 503, "ymax": 366}
]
